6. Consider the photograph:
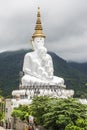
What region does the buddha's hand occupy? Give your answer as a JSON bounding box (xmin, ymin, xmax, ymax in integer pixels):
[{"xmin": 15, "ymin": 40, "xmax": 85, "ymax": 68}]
[{"xmin": 38, "ymin": 67, "xmax": 44, "ymax": 76}]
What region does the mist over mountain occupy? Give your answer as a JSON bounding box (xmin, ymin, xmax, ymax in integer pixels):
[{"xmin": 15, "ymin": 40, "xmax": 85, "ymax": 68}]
[{"xmin": 0, "ymin": 49, "xmax": 87, "ymax": 98}]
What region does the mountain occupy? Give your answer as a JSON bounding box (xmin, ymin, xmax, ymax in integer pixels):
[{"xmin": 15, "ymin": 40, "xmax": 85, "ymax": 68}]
[
  {"xmin": 0, "ymin": 49, "xmax": 87, "ymax": 98},
  {"xmin": 68, "ymin": 62, "xmax": 87, "ymax": 75},
  {"xmin": 0, "ymin": 49, "xmax": 30, "ymax": 97}
]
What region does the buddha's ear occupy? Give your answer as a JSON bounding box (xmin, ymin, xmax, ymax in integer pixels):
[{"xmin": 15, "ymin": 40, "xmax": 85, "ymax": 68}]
[
  {"xmin": 32, "ymin": 40, "xmax": 35, "ymax": 50},
  {"xmin": 31, "ymin": 40, "xmax": 35, "ymax": 51}
]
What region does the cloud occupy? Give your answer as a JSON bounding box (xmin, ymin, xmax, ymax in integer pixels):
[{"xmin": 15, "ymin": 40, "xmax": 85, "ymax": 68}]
[{"xmin": 0, "ymin": 0, "xmax": 87, "ymax": 62}]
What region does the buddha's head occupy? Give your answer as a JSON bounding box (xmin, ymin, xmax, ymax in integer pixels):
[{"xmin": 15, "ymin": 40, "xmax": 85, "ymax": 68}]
[{"xmin": 31, "ymin": 7, "xmax": 45, "ymax": 51}]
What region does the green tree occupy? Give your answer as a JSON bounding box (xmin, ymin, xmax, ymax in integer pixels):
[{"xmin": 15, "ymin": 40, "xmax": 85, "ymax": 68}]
[
  {"xmin": 0, "ymin": 96, "xmax": 5, "ymax": 124},
  {"xmin": 12, "ymin": 97, "xmax": 87, "ymax": 130},
  {"xmin": 30, "ymin": 96, "xmax": 50, "ymax": 125},
  {"xmin": 65, "ymin": 124, "xmax": 84, "ymax": 130},
  {"xmin": 11, "ymin": 105, "xmax": 32, "ymax": 121}
]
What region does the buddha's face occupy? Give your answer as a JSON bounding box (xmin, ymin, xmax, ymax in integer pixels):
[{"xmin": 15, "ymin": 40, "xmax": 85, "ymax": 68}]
[
  {"xmin": 38, "ymin": 47, "xmax": 47, "ymax": 57},
  {"xmin": 33, "ymin": 37, "xmax": 44, "ymax": 50}
]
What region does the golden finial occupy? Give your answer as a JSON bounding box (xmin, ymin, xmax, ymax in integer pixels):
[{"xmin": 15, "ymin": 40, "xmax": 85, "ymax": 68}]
[
  {"xmin": 32, "ymin": 7, "xmax": 45, "ymax": 39},
  {"xmin": 37, "ymin": 7, "xmax": 40, "ymax": 17},
  {"xmin": 38, "ymin": 6, "xmax": 40, "ymax": 10}
]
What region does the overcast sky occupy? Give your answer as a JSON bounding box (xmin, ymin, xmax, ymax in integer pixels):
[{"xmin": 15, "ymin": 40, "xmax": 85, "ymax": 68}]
[{"xmin": 0, "ymin": 0, "xmax": 87, "ymax": 62}]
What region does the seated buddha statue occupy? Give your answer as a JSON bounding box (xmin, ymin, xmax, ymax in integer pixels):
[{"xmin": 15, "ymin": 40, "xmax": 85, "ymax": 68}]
[{"xmin": 21, "ymin": 7, "xmax": 65, "ymax": 87}]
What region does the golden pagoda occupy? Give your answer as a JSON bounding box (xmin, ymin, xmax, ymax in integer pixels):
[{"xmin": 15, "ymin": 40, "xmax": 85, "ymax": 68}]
[{"xmin": 32, "ymin": 7, "xmax": 45, "ymax": 39}]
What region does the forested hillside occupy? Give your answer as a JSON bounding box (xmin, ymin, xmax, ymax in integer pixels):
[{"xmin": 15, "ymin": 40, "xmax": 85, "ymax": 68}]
[
  {"xmin": 68, "ymin": 62, "xmax": 87, "ymax": 75},
  {"xmin": 0, "ymin": 50, "xmax": 87, "ymax": 98},
  {"xmin": 0, "ymin": 50, "xmax": 30, "ymax": 97}
]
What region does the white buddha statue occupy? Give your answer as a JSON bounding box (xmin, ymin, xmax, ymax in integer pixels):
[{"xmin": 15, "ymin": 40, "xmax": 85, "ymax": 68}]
[{"xmin": 21, "ymin": 7, "xmax": 65, "ymax": 88}]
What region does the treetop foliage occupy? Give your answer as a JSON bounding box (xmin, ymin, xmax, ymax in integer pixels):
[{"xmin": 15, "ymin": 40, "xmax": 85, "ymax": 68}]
[{"xmin": 12, "ymin": 96, "xmax": 87, "ymax": 130}]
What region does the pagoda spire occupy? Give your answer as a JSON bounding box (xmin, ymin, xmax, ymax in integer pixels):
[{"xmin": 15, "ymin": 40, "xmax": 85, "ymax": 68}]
[{"xmin": 32, "ymin": 7, "xmax": 45, "ymax": 39}]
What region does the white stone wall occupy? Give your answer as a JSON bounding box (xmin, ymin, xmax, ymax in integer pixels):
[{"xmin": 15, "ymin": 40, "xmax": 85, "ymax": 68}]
[{"xmin": 5, "ymin": 98, "xmax": 13, "ymax": 129}]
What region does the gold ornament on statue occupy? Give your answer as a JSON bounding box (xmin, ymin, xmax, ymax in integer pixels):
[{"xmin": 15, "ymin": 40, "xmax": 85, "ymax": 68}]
[{"xmin": 32, "ymin": 7, "xmax": 45, "ymax": 39}]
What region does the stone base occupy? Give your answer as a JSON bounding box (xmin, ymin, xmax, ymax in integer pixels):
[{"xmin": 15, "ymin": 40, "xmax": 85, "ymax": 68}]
[{"xmin": 18, "ymin": 84, "xmax": 74, "ymax": 98}]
